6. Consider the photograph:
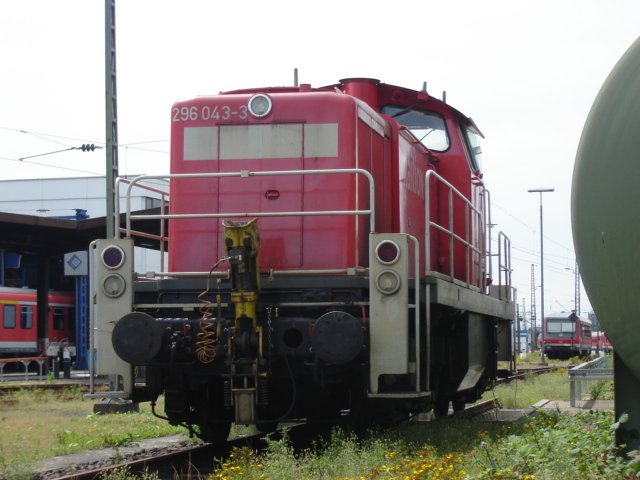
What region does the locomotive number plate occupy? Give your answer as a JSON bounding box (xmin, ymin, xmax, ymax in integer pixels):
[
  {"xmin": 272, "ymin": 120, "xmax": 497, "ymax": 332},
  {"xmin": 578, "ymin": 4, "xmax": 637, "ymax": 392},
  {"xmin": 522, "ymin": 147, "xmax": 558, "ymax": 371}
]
[{"xmin": 172, "ymin": 105, "xmax": 248, "ymax": 122}]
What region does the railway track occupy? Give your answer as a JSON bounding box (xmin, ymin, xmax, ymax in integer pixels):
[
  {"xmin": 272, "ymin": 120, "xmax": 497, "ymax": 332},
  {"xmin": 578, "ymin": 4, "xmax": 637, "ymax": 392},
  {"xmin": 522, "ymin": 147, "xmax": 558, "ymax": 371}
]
[
  {"xmin": 36, "ymin": 422, "xmax": 326, "ymax": 480},
  {"xmin": 39, "ymin": 439, "xmax": 215, "ymax": 480},
  {"xmin": 36, "ymin": 367, "xmax": 557, "ymax": 479},
  {"xmin": 493, "ymin": 365, "xmax": 559, "ymax": 386},
  {"xmin": 38, "ymin": 402, "xmax": 506, "ymax": 479},
  {"xmin": 38, "ymin": 433, "xmax": 257, "ymax": 480}
]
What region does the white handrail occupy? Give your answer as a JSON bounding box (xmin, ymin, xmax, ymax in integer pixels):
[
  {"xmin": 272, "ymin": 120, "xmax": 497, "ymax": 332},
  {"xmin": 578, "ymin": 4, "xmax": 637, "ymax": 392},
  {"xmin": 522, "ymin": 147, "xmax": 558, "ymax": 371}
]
[
  {"xmin": 122, "ymin": 168, "xmax": 375, "ymax": 236},
  {"xmin": 424, "ymin": 170, "xmax": 485, "ymax": 288},
  {"xmin": 117, "ymin": 169, "xmax": 375, "ymax": 276},
  {"xmin": 114, "ymin": 177, "xmax": 170, "ymax": 272},
  {"xmin": 407, "ymin": 234, "xmax": 423, "ymax": 392},
  {"xmin": 114, "ymin": 177, "xmax": 170, "ymax": 236},
  {"xmin": 497, "ymin": 231, "xmax": 512, "ymax": 300}
]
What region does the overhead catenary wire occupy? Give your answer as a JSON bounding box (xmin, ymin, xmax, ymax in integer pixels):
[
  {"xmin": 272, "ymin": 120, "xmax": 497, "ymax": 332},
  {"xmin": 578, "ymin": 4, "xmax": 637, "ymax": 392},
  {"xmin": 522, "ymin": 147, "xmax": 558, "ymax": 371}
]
[
  {"xmin": 488, "ymin": 197, "xmax": 590, "ymax": 312},
  {"xmin": 0, "ymin": 125, "xmax": 169, "ymax": 160},
  {"xmin": 0, "ymin": 126, "xmax": 169, "ymax": 177},
  {"xmin": 18, "ymin": 144, "xmax": 102, "ymax": 161},
  {"xmin": 491, "ymin": 198, "xmax": 574, "ymax": 253},
  {"xmin": 0, "ymin": 155, "xmax": 102, "ymax": 176}
]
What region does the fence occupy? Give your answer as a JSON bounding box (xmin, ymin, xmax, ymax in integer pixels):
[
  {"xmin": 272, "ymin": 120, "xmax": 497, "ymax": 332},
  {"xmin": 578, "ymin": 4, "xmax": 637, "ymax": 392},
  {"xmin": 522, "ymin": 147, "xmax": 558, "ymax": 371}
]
[{"xmin": 568, "ymin": 356, "xmax": 613, "ymax": 407}]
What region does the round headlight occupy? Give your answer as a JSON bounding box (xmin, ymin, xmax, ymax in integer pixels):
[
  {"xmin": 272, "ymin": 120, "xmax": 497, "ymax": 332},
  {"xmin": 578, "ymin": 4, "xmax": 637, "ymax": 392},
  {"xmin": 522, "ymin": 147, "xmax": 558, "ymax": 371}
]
[
  {"xmin": 248, "ymin": 94, "xmax": 272, "ymax": 118},
  {"xmin": 103, "ymin": 273, "xmax": 126, "ymax": 298},
  {"xmin": 375, "ymin": 270, "xmax": 401, "ymax": 295},
  {"xmin": 101, "ymin": 245, "xmax": 125, "ymax": 269},
  {"xmin": 375, "ymin": 240, "xmax": 400, "ymax": 265}
]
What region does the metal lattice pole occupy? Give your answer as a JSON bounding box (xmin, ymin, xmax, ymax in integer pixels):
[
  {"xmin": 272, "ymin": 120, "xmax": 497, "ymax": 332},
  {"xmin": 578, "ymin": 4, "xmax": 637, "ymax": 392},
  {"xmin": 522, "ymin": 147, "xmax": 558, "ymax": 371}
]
[
  {"xmin": 530, "ymin": 264, "xmax": 536, "ymax": 350},
  {"xmin": 105, "ymin": 0, "xmax": 119, "ymax": 238}
]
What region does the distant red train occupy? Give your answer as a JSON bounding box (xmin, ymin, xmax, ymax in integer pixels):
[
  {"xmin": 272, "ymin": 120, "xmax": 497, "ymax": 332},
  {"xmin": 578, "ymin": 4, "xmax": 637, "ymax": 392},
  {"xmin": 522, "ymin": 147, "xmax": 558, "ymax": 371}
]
[
  {"xmin": 91, "ymin": 77, "xmax": 515, "ymax": 442},
  {"xmin": 0, "ymin": 287, "xmax": 75, "ymax": 358},
  {"xmin": 543, "ymin": 311, "xmax": 592, "ymax": 359}
]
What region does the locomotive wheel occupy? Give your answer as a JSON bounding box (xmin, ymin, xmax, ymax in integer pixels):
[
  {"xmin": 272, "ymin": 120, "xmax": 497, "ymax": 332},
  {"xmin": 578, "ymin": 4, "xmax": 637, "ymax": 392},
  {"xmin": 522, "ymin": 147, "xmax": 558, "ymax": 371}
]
[{"xmin": 198, "ymin": 421, "xmax": 232, "ymax": 444}]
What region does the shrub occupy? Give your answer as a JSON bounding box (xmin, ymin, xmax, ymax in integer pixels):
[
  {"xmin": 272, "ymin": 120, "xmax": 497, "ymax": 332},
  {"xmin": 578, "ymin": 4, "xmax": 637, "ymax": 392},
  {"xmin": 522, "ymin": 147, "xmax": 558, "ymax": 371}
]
[
  {"xmin": 466, "ymin": 411, "xmax": 638, "ymax": 479},
  {"xmin": 589, "ymin": 380, "xmax": 614, "ymax": 400}
]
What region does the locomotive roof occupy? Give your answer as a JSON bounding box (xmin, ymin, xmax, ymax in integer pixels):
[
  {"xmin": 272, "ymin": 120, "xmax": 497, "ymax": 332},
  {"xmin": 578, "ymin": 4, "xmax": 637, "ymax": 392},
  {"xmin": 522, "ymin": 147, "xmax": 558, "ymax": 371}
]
[
  {"xmin": 546, "ymin": 311, "xmax": 589, "ymax": 322},
  {"xmin": 220, "ymin": 78, "xmax": 484, "ymax": 137}
]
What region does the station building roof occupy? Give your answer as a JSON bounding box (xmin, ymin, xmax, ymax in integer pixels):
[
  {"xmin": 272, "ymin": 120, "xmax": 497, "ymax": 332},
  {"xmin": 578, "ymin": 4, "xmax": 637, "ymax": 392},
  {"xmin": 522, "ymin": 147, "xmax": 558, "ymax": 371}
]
[{"xmin": 0, "ymin": 208, "xmax": 164, "ymax": 256}]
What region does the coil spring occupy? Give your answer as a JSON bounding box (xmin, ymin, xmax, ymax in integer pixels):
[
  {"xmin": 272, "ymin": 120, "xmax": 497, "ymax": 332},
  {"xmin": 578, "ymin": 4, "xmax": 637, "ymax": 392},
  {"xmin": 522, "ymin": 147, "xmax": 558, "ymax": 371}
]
[
  {"xmin": 196, "ymin": 319, "xmax": 217, "ymax": 364},
  {"xmin": 195, "ymin": 260, "xmax": 227, "ymax": 364}
]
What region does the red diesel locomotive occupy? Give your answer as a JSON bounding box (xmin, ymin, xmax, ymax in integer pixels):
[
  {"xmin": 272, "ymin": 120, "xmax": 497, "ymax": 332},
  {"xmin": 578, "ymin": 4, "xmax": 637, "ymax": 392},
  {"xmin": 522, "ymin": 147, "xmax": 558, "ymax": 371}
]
[
  {"xmin": 0, "ymin": 287, "xmax": 75, "ymax": 357},
  {"xmin": 90, "ymin": 78, "xmax": 515, "ymax": 441},
  {"xmin": 543, "ymin": 311, "xmax": 592, "ymax": 359}
]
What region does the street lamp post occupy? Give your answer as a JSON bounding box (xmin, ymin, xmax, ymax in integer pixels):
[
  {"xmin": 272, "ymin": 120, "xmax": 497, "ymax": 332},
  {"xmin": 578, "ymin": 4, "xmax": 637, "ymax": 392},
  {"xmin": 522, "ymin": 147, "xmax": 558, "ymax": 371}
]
[{"xmin": 528, "ymin": 187, "xmax": 554, "ymax": 361}]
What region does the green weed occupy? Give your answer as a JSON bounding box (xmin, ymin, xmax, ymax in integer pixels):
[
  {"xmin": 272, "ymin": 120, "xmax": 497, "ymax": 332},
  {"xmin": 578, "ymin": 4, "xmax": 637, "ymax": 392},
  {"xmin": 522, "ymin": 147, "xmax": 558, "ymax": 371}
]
[
  {"xmin": 0, "ymin": 389, "xmax": 186, "ymax": 479},
  {"xmin": 483, "ymin": 368, "xmax": 569, "ymax": 408},
  {"xmin": 590, "ymin": 380, "xmax": 614, "ymax": 400},
  {"xmin": 99, "ymin": 466, "xmax": 160, "ymax": 480},
  {"xmin": 208, "ymin": 412, "xmax": 637, "ymax": 480}
]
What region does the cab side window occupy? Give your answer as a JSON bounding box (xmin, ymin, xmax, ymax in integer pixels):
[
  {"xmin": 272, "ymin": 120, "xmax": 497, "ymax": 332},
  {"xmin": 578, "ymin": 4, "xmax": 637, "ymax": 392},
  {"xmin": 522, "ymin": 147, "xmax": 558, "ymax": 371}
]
[{"xmin": 461, "ymin": 125, "xmax": 484, "ymax": 173}]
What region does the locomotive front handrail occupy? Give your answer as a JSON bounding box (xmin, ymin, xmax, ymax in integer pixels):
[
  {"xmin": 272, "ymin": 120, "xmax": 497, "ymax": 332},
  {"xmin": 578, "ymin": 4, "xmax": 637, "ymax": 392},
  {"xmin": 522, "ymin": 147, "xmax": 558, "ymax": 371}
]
[
  {"xmin": 132, "ymin": 209, "xmax": 373, "ymax": 220},
  {"xmin": 120, "ymin": 168, "xmax": 376, "ymax": 256},
  {"xmin": 115, "ymin": 176, "xmax": 171, "ymax": 233},
  {"xmin": 115, "ymin": 177, "xmax": 170, "ymax": 272}
]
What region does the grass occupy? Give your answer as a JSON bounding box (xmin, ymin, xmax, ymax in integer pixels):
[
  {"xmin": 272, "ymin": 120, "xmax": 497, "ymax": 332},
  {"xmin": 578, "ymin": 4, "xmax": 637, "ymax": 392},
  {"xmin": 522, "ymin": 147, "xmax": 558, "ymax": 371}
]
[
  {"xmin": 1, "ymin": 355, "xmax": 628, "ymax": 480},
  {"xmin": 102, "ymin": 411, "xmax": 640, "ymax": 480},
  {"xmin": 202, "ymin": 411, "xmax": 638, "ymax": 479},
  {"xmin": 0, "ymin": 387, "xmax": 187, "ymax": 479},
  {"xmin": 491, "ymin": 354, "xmax": 615, "ymax": 408},
  {"xmin": 483, "ymin": 368, "xmax": 570, "ymax": 408}
]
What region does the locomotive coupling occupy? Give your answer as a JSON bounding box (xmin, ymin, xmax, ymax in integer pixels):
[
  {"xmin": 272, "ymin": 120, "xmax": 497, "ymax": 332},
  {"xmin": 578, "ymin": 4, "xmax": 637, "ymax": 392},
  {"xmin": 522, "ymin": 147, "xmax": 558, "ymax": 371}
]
[
  {"xmin": 223, "ymin": 218, "xmax": 265, "ymax": 425},
  {"xmin": 223, "ymin": 218, "xmax": 260, "ymax": 293},
  {"xmin": 224, "ymin": 220, "xmax": 262, "ymax": 361}
]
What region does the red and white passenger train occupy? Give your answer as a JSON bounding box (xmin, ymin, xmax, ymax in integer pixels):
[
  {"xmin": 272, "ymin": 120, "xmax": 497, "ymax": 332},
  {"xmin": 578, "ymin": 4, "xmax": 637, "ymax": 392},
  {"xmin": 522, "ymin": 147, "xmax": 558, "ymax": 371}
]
[
  {"xmin": 542, "ymin": 311, "xmax": 592, "ymax": 359},
  {"xmin": 0, "ymin": 287, "xmax": 75, "ymax": 358},
  {"xmin": 90, "ymin": 78, "xmax": 515, "ymax": 441}
]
